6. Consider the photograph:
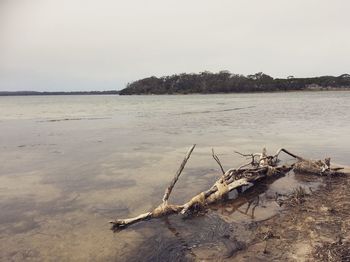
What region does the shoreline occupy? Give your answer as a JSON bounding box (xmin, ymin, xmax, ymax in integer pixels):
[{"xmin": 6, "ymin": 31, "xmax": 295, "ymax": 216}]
[
  {"xmin": 0, "ymin": 91, "xmax": 119, "ymax": 96},
  {"xmin": 231, "ymin": 170, "xmax": 350, "ymax": 261},
  {"xmin": 118, "ymin": 87, "xmax": 350, "ymax": 96},
  {"xmin": 1, "ymin": 88, "xmax": 350, "ymax": 97}
]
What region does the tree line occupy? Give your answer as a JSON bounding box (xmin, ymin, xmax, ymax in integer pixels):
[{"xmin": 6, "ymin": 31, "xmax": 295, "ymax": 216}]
[{"xmin": 119, "ymin": 71, "xmax": 350, "ymax": 95}]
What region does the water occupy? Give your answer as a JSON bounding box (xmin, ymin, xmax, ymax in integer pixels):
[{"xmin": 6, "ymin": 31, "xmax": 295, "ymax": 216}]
[{"xmin": 0, "ymin": 92, "xmax": 350, "ymax": 261}]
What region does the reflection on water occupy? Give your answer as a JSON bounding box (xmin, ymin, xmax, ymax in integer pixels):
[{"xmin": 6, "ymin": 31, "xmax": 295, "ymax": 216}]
[
  {"xmin": 0, "ymin": 92, "xmax": 350, "ymax": 261},
  {"xmin": 122, "ymin": 172, "xmax": 321, "ymax": 262}
]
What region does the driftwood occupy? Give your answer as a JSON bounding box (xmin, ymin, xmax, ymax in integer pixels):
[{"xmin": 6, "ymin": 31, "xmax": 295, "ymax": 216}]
[{"xmin": 110, "ymin": 145, "xmax": 346, "ymax": 231}]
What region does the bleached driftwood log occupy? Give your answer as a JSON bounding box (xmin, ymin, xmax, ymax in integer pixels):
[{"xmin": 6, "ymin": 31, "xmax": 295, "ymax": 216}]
[{"xmin": 110, "ymin": 145, "xmax": 346, "ymax": 231}]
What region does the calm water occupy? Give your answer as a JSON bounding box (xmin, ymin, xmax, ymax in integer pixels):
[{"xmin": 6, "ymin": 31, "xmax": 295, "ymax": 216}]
[{"xmin": 0, "ymin": 92, "xmax": 350, "ymax": 261}]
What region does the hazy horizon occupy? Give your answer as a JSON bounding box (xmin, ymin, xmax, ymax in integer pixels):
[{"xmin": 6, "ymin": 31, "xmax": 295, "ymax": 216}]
[{"xmin": 1, "ymin": 0, "xmax": 350, "ymax": 92}]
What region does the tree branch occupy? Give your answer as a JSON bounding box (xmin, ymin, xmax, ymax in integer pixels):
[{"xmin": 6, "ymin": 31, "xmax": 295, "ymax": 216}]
[{"xmin": 162, "ymin": 144, "xmax": 196, "ymax": 204}]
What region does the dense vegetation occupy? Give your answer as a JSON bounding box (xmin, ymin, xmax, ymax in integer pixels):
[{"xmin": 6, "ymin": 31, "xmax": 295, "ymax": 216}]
[{"xmin": 119, "ymin": 72, "xmax": 350, "ymax": 95}]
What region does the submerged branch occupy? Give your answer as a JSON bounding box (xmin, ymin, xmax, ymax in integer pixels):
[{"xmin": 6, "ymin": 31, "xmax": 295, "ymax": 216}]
[{"xmin": 110, "ymin": 146, "xmax": 347, "ymax": 231}]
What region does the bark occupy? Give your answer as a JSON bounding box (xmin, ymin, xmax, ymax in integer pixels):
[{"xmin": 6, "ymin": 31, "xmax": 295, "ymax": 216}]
[{"xmin": 110, "ymin": 146, "xmax": 346, "ymax": 231}]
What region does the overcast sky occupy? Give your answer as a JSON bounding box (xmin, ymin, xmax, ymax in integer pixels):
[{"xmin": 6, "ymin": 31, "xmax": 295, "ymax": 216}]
[{"xmin": 0, "ymin": 0, "xmax": 349, "ymax": 91}]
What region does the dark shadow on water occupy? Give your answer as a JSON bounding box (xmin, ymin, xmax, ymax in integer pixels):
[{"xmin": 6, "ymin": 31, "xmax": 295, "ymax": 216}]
[
  {"xmin": 115, "ymin": 172, "xmax": 321, "ymax": 261},
  {"xmin": 37, "ymin": 117, "xmax": 111, "ymax": 123},
  {"xmin": 117, "ymin": 173, "xmax": 298, "ymax": 261},
  {"xmin": 175, "ymin": 106, "xmax": 256, "ymax": 116}
]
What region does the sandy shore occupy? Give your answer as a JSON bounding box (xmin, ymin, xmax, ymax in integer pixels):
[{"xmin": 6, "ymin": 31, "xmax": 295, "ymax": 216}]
[{"xmin": 229, "ymin": 168, "xmax": 350, "ymax": 261}]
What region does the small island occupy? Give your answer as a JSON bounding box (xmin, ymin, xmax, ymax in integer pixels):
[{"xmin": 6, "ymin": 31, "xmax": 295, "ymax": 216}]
[{"xmin": 119, "ymin": 72, "xmax": 350, "ymax": 95}]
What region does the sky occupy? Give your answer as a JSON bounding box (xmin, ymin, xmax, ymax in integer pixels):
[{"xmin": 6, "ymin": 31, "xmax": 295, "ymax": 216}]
[{"xmin": 0, "ymin": 0, "xmax": 349, "ymax": 91}]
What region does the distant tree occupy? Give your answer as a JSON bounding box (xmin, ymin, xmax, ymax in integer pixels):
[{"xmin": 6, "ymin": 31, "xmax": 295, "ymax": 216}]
[{"xmin": 247, "ymin": 72, "xmax": 273, "ymax": 81}]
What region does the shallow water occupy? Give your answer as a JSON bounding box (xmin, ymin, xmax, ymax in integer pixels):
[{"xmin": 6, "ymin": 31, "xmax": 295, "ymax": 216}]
[{"xmin": 0, "ymin": 92, "xmax": 350, "ymax": 261}]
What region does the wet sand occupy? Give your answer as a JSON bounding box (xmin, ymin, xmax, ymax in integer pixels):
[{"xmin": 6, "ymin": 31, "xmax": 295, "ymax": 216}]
[{"xmin": 231, "ymin": 168, "xmax": 350, "ymax": 262}]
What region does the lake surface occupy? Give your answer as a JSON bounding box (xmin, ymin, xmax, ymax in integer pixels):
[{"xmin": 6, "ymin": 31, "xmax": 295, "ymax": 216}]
[{"xmin": 0, "ymin": 92, "xmax": 350, "ymax": 261}]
